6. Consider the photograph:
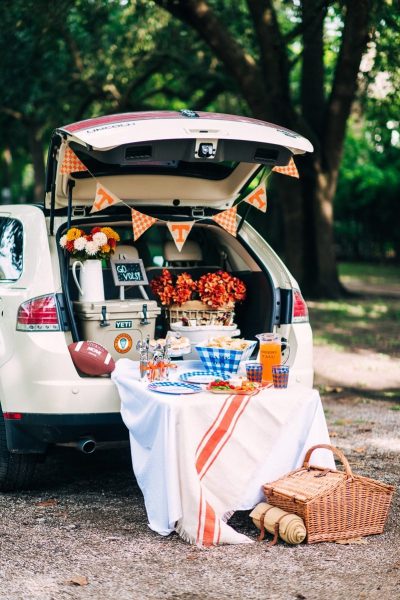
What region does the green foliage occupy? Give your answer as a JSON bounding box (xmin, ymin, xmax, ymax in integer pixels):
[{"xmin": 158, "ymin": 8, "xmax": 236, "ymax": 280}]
[
  {"xmin": 335, "ymin": 120, "xmax": 400, "ymax": 260},
  {"xmin": 1, "ymin": 0, "xmax": 399, "ymax": 268},
  {"xmin": 0, "ymin": 0, "xmax": 232, "ymax": 201}
]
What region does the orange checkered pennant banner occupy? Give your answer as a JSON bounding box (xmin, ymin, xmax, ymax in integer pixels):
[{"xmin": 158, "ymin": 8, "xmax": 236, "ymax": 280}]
[
  {"xmin": 60, "ymin": 147, "xmax": 88, "ymax": 175},
  {"xmin": 167, "ymin": 221, "xmax": 195, "ymax": 252},
  {"xmin": 243, "ymin": 180, "xmax": 267, "ymax": 213},
  {"xmin": 272, "ymin": 157, "xmax": 299, "ymax": 178},
  {"xmin": 131, "ymin": 209, "xmax": 157, "ymax": 241},
  {"xmin": 212, "ymin": 206, "xmax": 237, "ymax": 237},
  {"xmin": 91, "ymin": 183, "xmax": 122, "ymax": 214}
]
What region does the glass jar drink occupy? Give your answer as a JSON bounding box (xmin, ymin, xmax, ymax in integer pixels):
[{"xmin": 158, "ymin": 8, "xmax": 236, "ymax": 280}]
[{"xmin": 255, "ymin": 333, "xmax": 290, "ymax": 383}]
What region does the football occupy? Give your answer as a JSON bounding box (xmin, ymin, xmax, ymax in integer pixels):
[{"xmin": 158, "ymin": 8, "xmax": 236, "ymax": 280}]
[{"xmin": 68, "ymin": 341, "xmax": 115, "ymax": 376}]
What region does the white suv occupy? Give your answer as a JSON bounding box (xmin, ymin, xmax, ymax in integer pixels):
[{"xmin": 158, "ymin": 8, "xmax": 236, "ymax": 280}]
[{"xmin": 0, "ymin": 110, "xmax": 312, "ymax": 491}]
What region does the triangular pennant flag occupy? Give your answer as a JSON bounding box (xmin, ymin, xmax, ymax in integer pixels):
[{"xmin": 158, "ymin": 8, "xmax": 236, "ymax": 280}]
[
  {"xmin": 131, "ymin": 209, "xmax": 157, "ymax": 241},
  {"xmin": 212, "ymin": 207, "xmax": 237, "ymax": 237},
  {"xmin": 60, "ymin": 147, "xmax": 88, "ymax": 174},
  {"xmin": 91, "ymin": 183, "xmax": 122, "ymax": 213},
  {"xmin": 167, "ymin": 221, "xmax": 194, "ymax": 252},
  {"xmin": 243, "ymin": 180, "xmax": 267, "ymax": 213},
  {"xmin": 272, "ymin": 157, "xmax": 299, "ymax": 178}
]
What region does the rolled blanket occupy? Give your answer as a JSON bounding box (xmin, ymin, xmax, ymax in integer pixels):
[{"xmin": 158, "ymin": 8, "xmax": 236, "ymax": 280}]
[{"xmin": 250, "ymin": 502, "xmax": 306, "ymax": 545}]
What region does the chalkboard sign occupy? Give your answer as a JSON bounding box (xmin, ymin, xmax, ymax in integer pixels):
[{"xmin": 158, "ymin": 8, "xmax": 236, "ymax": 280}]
[{"xmin": 110, "ymin": 258, "xmax": 148, "ymax": 287}]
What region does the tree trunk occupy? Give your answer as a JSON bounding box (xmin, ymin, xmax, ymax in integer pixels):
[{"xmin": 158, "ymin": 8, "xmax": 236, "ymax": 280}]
[
  {"xmin": 28, "ymin": 125, "xmax": 45, "ymax": 203},
  {"xmin": 269, "ymin": 154, "xmax": 342, "ymax": 298},
  {"xmin": 273, "ymin": 176, "xmax": 305, "ymax": 286}
]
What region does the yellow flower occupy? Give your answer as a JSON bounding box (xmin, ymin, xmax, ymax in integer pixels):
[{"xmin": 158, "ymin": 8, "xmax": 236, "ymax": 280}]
[
  {"xmin": 101, "ymin": 227, "xmax": 120, "ymax": 241},
  {"xmin": 101, "ymin": 244, "xmax": 111, "ymax": 253},
  {"xmin": 66, "ymin": 227, "xmax": 83, "ymax": 241}
]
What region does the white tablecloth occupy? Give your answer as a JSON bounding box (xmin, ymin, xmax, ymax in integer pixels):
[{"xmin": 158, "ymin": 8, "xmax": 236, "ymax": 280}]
[{"xmin": 112, "ymin": 359, "xmax": 334, "ymax": 546}]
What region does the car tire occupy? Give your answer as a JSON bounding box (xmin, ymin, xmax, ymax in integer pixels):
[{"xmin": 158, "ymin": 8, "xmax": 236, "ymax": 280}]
[{"xmin": 0, "ymin": 409, "xmax": 39, "ymax": 491}]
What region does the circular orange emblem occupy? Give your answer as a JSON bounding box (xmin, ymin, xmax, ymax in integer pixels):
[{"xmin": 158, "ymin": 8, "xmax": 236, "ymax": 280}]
[{"xmin": 114, "ymin": 333, "xmax": 133, "ymax": 354}]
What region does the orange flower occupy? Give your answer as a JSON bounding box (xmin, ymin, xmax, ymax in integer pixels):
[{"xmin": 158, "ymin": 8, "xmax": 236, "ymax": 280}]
[
  {"xmin": 150, "ymin": 269, "xmax": 246, "ymax": 308},
  {"xmin": 101, "ymin": 227, "xmax": 120, "ymax": 241},
  {"xmin": 66, "ymin": 227, "xmax": 83, "ymax": 241}
]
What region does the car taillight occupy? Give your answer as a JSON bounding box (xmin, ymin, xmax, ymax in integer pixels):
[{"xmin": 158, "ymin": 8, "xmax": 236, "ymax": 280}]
[
  {"xmin": 292, "ymin": 289, "xmax": 309, "ymax": 323},
  {"xmin": 3, "ymin": 412, "xmax": 23, "ymax": 420},
  {"xmin": 16, "ymin": 294, "xmax": 61, "ymax": 332}
]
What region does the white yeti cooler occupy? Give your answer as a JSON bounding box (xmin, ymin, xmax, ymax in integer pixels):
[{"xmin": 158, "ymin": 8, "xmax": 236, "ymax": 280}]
[{"xmin": 74, "ymin": 299, "xmax": 161, "ymax": 361}]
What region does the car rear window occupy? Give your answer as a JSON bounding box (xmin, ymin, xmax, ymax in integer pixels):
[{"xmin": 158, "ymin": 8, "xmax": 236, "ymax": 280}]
[{"xmin": 0, "ymin": 217, "xmax": 23, "ymax": 281}]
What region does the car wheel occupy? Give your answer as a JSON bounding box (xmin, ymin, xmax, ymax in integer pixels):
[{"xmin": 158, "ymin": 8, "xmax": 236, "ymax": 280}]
[{"xmin": 0, "ymin": 408, "xmax": 39, "ymax": 491}]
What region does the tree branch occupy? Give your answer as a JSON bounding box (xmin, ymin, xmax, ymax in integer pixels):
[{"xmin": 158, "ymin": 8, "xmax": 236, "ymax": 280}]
[
  {"xmin": 300, "ymin": 0, "xmax": 326, "ymax": 143},
  {"xmin": 323, "ymin": 0, "xmax": 372, "ymax": 171},
  {"xmin": 117, "ymin": 57, "xmax": 166, "ymax": 111},
  {"xmin": 154, "ymin": 0, "xmax": 269, "ymax": 118},
  {"xmin": 0, "ymin": 107, "xmax": 25, "ymax": 121},
  {"xmin": 284, "ymin": 0, "xmax": 332, "ymax": 42},
  {"xmin": 246, "ymin": 0, "xmax": 294, "ymax": 125}
]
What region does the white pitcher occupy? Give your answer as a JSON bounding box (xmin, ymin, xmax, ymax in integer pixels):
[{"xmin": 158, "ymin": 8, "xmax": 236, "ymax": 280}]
[{"xmin": 72, "ymin": 259, "xmax": 105, "ymax": 302}]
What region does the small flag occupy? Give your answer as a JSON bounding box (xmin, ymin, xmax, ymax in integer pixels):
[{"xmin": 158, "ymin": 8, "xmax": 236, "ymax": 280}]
[
  {"xmin": 272, "ymin": 157, "xmax": 299, "ymax": 178},
  {"xmin": 243, "ymin": 180, "xmax": 267, "ymax": 213},
  {"xmin": 60, "ymin": 147, "xmax": 88, "ymax": 175},
  {"xmin": 131, "ymin": 209, "xmax": 157, "ymax": 241},
  {"xmin": 212, "ymin": 207, "xmax": 237, "ymax": 237},
  {"xmin": 167, "ymin": 221, "xmax": 194, "ymax": 252},
  {"xmin": 91, "ymin": 183, "xmax": 122, "ymax": 213}
]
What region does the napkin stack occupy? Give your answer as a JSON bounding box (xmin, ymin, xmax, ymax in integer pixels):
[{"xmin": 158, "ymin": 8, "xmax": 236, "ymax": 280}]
[{"xmin": 250, "ymin": 502, "xmax": 306, "ymax": 545}]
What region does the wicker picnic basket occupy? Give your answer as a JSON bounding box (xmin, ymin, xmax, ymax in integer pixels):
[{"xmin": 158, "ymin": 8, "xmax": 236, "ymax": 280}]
[
  {"xmin": 167, "ymin": 300, "xmax": 234, "ymax": 326},
  {"xmin": 263, "ymin": 444, "xmax": 395, "ymax": 544}
]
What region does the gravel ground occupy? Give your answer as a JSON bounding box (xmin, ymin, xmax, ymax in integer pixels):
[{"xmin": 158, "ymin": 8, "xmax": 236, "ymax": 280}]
[{"xmin": 0, "ymin": 384, "xmax": 399, "ymax": 600}]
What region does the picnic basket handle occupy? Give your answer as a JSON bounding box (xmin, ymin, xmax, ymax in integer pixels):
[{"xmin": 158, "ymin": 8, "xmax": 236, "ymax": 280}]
[{"xmin": 302, "ymin": 444, "xmax": 353, "ymax": 478}]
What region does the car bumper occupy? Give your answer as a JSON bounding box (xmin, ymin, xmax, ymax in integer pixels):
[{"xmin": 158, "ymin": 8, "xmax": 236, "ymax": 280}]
[{"xmin": 4, "ymin": 412, "xmax": 128, "ymax": 454}]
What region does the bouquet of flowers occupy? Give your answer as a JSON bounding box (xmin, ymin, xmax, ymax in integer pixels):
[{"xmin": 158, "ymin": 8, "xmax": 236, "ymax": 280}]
[
  {"xmin": 150, "ymin": 269, "xmax": 246, "ymax": 309},
  {"xmin": 60, "ymin": 226, "xmax": 120, "ymax": 260}
]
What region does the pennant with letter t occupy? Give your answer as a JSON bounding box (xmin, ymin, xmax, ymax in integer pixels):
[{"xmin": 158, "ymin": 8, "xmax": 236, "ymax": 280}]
[
  {"xmin": 272, "ymin": 157, "xmax": 299, "ymax": 178},
  {"xmin": 131, "ymin": 209, "xmax": 157, "ymax": 241},
  {"xmin": 167, "ymin": 221, "xmax": 194, "ymax": 252},
  {"xmin": 212, "ymin": 206, "xmax": 237, "ymax": 237},
  {"xmin": 60, "ymin": 147, "xmax": 88, "ymax": 175},
  {"xmin": 243, "ymin": 180, "xmax": 267, "ymax": 213},
  {"xmin": 91, "ymin": 183, "xmax": 122, "ymax": 213}
]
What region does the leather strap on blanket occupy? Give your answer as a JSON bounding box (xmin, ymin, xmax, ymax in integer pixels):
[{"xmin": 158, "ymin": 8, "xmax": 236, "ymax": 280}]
[{"xmin": 257, "ymin": 507, "xmax": 287, "ymax": 547}]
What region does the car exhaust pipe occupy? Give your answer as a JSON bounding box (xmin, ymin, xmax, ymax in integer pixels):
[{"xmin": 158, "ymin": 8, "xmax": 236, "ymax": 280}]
[{"xmin": 77, "ymin": 438, "xmax": 96, "ymax": 454}]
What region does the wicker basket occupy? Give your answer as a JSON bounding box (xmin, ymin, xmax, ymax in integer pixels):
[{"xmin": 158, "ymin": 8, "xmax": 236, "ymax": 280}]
[
  {"xmin": 263, "ymin": 444, "xmax": 395, "ymax": 544},
  {"xmin": 166, "ymin": 300, "xmax": 234, "ymax": 327}
]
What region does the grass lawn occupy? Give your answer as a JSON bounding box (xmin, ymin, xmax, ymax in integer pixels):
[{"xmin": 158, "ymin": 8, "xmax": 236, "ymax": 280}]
[
  {"xmin": 307, "ymin": 262, "xmax": 400, "ymax": 357},
  {"xmin": 338, "ymin": 261, "xmax": 400, "ymax": 285}
]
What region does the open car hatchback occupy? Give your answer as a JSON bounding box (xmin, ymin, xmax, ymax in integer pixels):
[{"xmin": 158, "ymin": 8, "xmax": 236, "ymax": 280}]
[{"xmin": 0, "ymin": 110, "xmax": 313, "ymax": 491}]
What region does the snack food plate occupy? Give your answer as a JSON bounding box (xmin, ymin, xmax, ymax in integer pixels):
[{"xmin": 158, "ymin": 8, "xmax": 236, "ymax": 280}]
[
  {"xmin": 208, "ymin": 388, "xmax": 260, "ymax": 395},
  {"xmin": 148, "ymin": 381, "xmax": 201, "ymax": 394},
  {"xmin": 179, "ymin": 371, "xmax": 231, "ymax": 384},
  {"xmin": 206, "ymin": 382, "xmax": 260, "ymax": 395}
]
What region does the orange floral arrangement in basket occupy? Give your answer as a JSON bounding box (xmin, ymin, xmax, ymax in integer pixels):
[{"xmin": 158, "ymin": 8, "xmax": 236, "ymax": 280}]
[{"xmin": 150, "ymin": 269, "xmax": 246, "ymax": 308}]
